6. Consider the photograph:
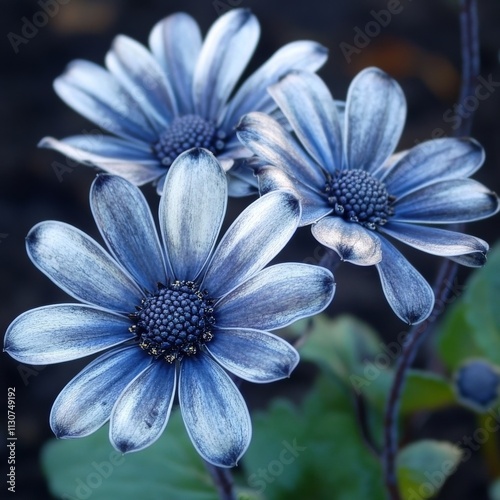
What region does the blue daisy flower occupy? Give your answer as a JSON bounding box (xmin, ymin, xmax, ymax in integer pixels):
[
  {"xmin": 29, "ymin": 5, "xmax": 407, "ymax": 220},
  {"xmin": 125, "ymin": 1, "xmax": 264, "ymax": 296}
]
[
  {"xmin": 39, "ymin": 9, "xmax": 327, "ymax": 196},
  {"xmin": 237, "ymin": 68, "xmax": 499, "ymax": 324},
  {"xmin": 3, "ymin": 148, "xmax": 335, "ymax": 467}
]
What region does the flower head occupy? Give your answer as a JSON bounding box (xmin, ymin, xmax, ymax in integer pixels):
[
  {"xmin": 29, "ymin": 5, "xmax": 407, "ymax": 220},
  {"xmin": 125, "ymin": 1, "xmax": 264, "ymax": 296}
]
[
  {"xmin": 39, "ymin": 9, "xmax": 327, "ymax": 196},
  {"xmin": 237, "ymin": 68, "xmax": 499, "ymax": 324},
  {"xmin": 3, "ymin": 148, "xmax": 335, "ymax": 467}
]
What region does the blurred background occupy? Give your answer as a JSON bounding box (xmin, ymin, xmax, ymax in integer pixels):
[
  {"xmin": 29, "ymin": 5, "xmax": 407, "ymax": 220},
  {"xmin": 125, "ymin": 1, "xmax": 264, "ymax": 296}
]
[{"xmin": 1, "ymin": 0, "xmax": 499, "ymax": 498}]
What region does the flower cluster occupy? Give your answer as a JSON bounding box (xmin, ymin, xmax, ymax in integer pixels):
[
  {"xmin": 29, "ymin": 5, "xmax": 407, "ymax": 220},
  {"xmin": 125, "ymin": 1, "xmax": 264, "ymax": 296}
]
[{"xmin": 4, "ymin": 8, "xmax": 499, "ymax": 470}]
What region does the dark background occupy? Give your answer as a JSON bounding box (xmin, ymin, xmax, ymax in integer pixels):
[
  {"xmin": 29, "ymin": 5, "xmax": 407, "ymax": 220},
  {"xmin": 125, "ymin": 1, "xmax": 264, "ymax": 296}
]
[{"xmin": 1, "ymin": 0, "xmax": 500, "ymax": 498}]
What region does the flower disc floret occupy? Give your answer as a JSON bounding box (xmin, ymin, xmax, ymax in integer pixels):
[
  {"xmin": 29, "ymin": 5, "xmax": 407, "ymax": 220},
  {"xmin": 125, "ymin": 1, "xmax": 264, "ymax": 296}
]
[
  {"xmin": 325, "ymin": 169, "xmax": 395, "ymax": 230},
  {"xmin": 153, "ymin": 115, "xmax": 225, "ymax": 167},
  {"xmin": 130, "ymin": 280, "xmax": 215, "ymax": 362}
]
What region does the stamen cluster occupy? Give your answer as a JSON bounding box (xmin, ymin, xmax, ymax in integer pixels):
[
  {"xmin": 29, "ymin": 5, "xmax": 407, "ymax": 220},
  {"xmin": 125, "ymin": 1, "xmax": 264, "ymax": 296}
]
[
  {"xmin": 129, "ymin": 280, "xmax": 215, "ymax": 363},
  {"xmin": 325, "ymin": 169, "xmax": 395, "ymax": 229}
]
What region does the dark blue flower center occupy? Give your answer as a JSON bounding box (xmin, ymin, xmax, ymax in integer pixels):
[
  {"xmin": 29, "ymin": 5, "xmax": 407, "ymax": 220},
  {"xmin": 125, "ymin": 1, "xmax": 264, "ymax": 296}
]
[
  {"xmin": 152, "ymin": 115, "xmax": 226, "ymax": 167},
  {"xmin": 325, "ymin": 169, "xmax": 395, "ymax": 230},
  {"xmin": 129, "ymin": 280, "xmax": 215, "ymax": 363}
]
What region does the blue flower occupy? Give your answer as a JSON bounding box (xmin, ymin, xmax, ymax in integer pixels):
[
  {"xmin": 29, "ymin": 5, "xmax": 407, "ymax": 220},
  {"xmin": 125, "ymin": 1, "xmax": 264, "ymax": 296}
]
[
  {"xmin": 237, "ymin": 68, "xmax": 500, "ymax": 324},
  {"xmin": 39, "ymin": 9, "xmax": 327, "ymax": 196},
  {"xmin": 3, "ymin": 148, "xmax": 335, "ymax": 467}
]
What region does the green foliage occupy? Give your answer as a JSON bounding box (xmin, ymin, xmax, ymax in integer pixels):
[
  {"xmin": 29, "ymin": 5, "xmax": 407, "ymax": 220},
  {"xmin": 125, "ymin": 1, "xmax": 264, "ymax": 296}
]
[
  {"xmin": 437, "ymin": 242, "xmax": 500, "ymax": 371},
  {"xmin": 298, "ymin": 314, "xmax": 455, "ymax": 416},
  {"xmin": 396, "ymin": 440, "xmax": 462, "ymax": 500},
  {"xmin": 42, "ymin": 410, "xmax": 220, "ymax": 500},
  {"xmin": 242, "ymin": 373, "xmax": 386, "ymax": 500}
]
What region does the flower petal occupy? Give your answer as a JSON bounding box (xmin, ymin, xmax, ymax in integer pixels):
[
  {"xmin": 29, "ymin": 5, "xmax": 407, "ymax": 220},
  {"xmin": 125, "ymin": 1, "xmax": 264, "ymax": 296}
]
[
  {"xmin": 179, "ymin": 352, "xmax": 251, "ymax": 467},
  {"xmin": 376, "ymin": 238, "xmax": 434, "ymax": 324},
  {"xmin": 382, "ymin": 138, "xmax": 485, "ymax": 197},
  {"xmin": 207, "ymin": 328, "xmax": 299, "ymax": 383},
  {"xmin": 216, "ymin": 263, "xmax": 334, "ymax": 330},
  {"xmin": 105, "ymin": 35, "xmax": 177, "ymax": 129},
  {"xmin": 193, "ymin": 9, "xmax": 259, "ymax": 119},
  {"xmin": 394, "ymin": 179, "xmax": 500, "ymax": 223},
  {"xmin": 149, "ymin": 13, "xmax": 202, "ymax": 114},
  {"xmin": 159, "ymin": 149, "xmax": 227, "ymax": 281},
  {"xmin": 345, "ymin": 67, "xmax": 406, "ymax": 174},
  {"xmin": 39, "ymin": 136, "xmax": 164, "ymax": 186},
  {"xmin": 380, "ymin": 221, "xmax": 489, "ymax": 259},
  {"xmin": 50, "ymin": 346, "xmax": 152, "ymax": 438},
  {"xmin": 449, "ymin": 252, "xmax": 487, "ymax": 267},
  {"xmin": 27, "ymin": 221, "xmax": 142, "ymax": 313},
  {"xmin": 4, "ymin": 304, "xmax": 132, "ymax": 364},
  {"xmin": 311, "ymin": 216, "xmax": 382, "ymax": 266},
  {"xmin": 202, "ymin": 191, "xmax": 300, "ymax": 298},
  {"xmin": 110, "ymin": 361, "xmax": 176, "ymax": 453},
  {"xmin": 222, "ymin": 40, "xmax": 328, "ymax": 129},
  {"xmin": 268, "ymin": 71, "xmax": 342, "ymax": 173},
  {"xmin": 237, "ymin": 112, "xmax": 326, "ymax": 189},
  {"xmin": 256, "ymin": 165, "xmax": 333, "ymax": 225},
  {"xmin": 91, "ymin": 175, "xmax": 166, "ymax": 292},
  {"xmin": 54, "ymin": 60, "xmax": 155, "ymax": 142}
]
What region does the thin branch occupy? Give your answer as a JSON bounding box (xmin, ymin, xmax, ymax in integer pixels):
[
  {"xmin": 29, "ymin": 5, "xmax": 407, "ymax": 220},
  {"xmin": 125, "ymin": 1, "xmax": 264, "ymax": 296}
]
[{"xmin": 382, "ymin": 1, "xmax": 480, "ymax": 498}]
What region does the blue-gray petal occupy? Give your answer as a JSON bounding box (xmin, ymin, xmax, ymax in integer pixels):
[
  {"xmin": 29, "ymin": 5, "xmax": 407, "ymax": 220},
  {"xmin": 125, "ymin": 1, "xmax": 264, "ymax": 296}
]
[
  {"xmin": 268, "ymin": 71, "xmax": 342, "ymax": 174},
  {"xmin": 110, "ymin": 361, "xmax": 176, "ymax": 453},
  {"xmin": 345, "ymin": 67, "xmax": 406, "ymax": 174},
  {"xmin": 39, "ymin": 136, "xmax": 164, "ymax": 186},
  {"xmin": 380, "ymin": 221, "xmax": 488, "ymax": 259},
  {"xmin": 27, "ymin": 221, "xmax": 143, "ymax": 313},
  {"xmin": 376, "ymin": 238, "xmax": 434, "ymax": 324},
  {"xmin": 222, "ymin": 40, "xmax": 328, "ymax": 130},
  {"xmin": 50, "ymin": 346, "xmax": 152, "ymax": 438},
  {"xmin": 91, "ymin": 175, "xmax": 167, "ymax": 292},
  {"xmin": 105, "ymin": 35, "xmax": 177, "ymax": 129},
  {"xmin": 202, "ymin": 191, "xmax": 300, "ymax": 298},
  {"xmin": 216, "ymin": 263, "xmax": 334, "ymax": 330},
  {"xmin": 311, "ymin": 216, "xmax": 382, "ymax": 266},
  {"xmin": 179, "ymin": 352, "xmax": 251, "ymax": 467},
  {"xmin": 236, "ymin": 112, "xmax": 326, "ymax": 189},
  {"xmin": 54, "ymin": 60, "xmax": 155, "ymax": 142},
  {"xmin": 394, "ymin": 179, "xmax": 500, "ymax": 223},
  {"xmin": 4, "ymin": 304, "xmax": 132, "ymax": 364},
  {"xmin": 193, "ymin": 9, "xmax": 259, "ymax": 120},
  {"xmin": 207, "ymin": 328, "xmax": 299, "ymax": 383},
  {"xmin": 159, "ymin": 149, "xmax": 227, "ymax": 281},
  {"xmin": 381, "ymin": 138, "xmax": 485, "ymax": 198},
  {"xmin": 448, "ymin": 252, "xmax": 488, "ymax": 267},
  {"xmin": 149, "ymin": 13, "xmax": 202, "ymax": 114},
  {"xmin": 256, "ymin": 165, "xmax": 332, "ymax": 226}
]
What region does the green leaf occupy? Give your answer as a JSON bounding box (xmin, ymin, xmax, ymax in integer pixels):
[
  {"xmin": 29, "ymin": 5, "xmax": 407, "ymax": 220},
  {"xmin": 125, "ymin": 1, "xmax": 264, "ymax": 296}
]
[
  {"xmin": 436, "ymin": 302, "xmax": 485, "ymax": 372},
  {"xmin": 41, "ymin": 410, "xmax": 220, "ymax": 500},
  {"xmin": 464, "ymin": 244, "xmax": 500, "ymax": 365},
  {"xmin": 396, "ymin": 440, "xmax": 462, "ymax": 500},
  {"xmin": 401, "ymin": 371, "xmax": 455, "ymax": 414},
  {"xmin": 298, "ymin": 314, "xmax": 383, "ymax": 379},
  {"xmin": 436, "ymin": 241, "xmax": 500, "ymax": 370},
  {"xmin": 242, "ymin": 373, "xmax": 386, "ymax": 500}
]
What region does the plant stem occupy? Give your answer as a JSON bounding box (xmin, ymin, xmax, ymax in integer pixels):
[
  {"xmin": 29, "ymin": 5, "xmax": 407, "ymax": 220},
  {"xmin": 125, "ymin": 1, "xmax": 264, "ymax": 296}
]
[
  {"xmin": 205, "ymin": 462, "xmax": 237, "ymax": 500},
  {"xmin": 382, "ymin": 1, "xmax": 480, "ymax": 498}
]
